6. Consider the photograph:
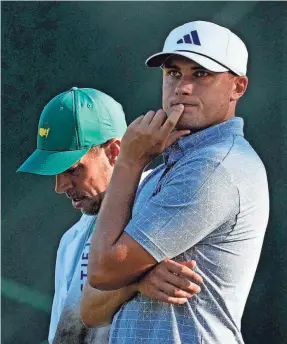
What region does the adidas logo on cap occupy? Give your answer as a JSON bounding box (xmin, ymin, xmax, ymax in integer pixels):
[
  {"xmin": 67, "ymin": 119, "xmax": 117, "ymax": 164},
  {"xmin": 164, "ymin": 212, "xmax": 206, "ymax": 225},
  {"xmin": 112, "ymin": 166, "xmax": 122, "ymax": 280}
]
[{"xmin": 177, "ymin": 30, "xmax": 201, "ymax": 46}]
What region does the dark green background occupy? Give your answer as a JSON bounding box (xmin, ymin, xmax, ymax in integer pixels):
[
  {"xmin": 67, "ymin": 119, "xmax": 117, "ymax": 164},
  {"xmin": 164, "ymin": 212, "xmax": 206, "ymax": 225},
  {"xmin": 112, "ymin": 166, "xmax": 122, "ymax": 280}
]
[{"xmin": 2, "ymin": 1, "xmax": 287, "ymax": 344}]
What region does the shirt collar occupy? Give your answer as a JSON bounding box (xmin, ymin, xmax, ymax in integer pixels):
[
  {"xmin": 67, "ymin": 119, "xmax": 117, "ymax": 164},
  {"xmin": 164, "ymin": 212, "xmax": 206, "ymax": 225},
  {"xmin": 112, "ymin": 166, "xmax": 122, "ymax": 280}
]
[{"xmin": 163, "ymin": 117, "xmax": 244, "ymax": 166}]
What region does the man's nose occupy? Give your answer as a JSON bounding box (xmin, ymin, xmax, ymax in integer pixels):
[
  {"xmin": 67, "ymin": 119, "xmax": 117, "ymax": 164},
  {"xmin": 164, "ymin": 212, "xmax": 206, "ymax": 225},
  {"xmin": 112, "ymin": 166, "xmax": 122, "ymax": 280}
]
[
  {"xmin": 55, "ymin": 173, "xmax": 73, "ymax": 194},
  {"xmin": 175, "ymin": 77, "xmax": 193, "ymax": 96}
]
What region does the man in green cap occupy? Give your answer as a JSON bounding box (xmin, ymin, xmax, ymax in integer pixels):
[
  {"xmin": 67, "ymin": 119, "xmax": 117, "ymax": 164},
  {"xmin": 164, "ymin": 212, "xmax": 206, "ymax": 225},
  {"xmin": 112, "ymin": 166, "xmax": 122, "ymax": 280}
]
[{"xmin": 17, "ymin": 87, "xmax": 202, "ymax": 343}]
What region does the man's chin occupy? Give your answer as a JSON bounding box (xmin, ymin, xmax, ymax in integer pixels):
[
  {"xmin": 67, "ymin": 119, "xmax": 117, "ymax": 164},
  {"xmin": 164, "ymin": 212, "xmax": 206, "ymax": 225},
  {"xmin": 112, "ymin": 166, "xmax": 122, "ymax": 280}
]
[
  {"xmin": 71, "ymin": 196, "xmax": 102, "ymax": 216},
  {"xmin": 80, "ymin": 204, "xmax": 100, "ymax": 216}
]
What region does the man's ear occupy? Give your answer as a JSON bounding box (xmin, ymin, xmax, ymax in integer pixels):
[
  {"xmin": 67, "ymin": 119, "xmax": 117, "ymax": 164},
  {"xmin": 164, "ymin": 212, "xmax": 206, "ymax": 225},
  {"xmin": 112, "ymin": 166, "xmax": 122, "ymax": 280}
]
[
  {"xmin": 102, "ymin": 139, "xmax": 121, "ymax": 166},
  {"xmin": 230, "ymin": 76, "xmax": 248, "ymax": 101}
]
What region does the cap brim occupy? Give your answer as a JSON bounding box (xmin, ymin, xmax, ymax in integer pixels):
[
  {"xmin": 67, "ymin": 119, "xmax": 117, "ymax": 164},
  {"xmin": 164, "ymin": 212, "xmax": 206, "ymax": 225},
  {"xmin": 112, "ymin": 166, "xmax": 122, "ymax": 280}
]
[
  {"xmin": 146, "ymin": 51, "xmax": 229, "ymax": 73},
  {"xmin": 17, "ymin": 148, "xmax": 90, "ymax": 176}
]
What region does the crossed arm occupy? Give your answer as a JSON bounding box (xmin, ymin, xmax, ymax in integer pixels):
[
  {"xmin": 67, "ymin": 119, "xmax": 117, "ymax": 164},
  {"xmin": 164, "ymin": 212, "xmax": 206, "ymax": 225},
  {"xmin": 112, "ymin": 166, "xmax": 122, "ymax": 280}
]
[{"xmin": 81, "ymin": 259, "xmax": 202, "ymax": 328}]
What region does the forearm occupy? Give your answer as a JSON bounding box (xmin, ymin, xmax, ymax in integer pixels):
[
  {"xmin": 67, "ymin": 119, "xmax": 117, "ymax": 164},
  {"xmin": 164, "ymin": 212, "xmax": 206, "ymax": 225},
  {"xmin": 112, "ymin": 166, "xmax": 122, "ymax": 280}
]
[
  {"xmin": 89, "ymin": 161, "xmax": 144, "ymax": 277},
  {"xmin": 94, "ymin": 160, "xmax": 143, "ymax": 246},
  {"xmin": 80, "ymin": 281, "xmax": 138, "ymax": 328}
]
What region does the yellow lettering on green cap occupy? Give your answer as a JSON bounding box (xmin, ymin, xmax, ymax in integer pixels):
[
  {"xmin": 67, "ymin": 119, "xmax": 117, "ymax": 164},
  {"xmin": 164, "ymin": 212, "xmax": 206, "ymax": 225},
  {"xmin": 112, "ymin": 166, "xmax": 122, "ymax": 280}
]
[{"xmin": 39, "ymin": 128, "xmax": 50, "ymax": 138}]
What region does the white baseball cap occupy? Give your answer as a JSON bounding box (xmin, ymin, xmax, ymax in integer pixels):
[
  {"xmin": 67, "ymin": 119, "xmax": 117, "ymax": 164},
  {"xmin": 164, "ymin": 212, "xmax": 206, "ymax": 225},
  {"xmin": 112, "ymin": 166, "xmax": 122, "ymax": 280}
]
[{"xmin": 146, "ymin": 21, "xmax": 248, "ymax": 76}]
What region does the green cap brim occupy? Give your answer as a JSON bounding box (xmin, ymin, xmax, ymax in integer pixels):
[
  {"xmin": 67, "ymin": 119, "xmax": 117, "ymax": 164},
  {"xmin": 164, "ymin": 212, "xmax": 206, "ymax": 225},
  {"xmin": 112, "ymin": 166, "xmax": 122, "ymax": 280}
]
[{"xmin": 17, "ymin": 148, "xmax": 90, "ymax": 176}]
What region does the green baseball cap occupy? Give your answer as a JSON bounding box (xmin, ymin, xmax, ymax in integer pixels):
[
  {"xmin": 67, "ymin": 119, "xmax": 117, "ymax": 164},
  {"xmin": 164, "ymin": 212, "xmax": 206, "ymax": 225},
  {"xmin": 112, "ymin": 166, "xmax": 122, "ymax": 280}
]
[{"xmin": 17, "ymin": 87, "xmax": 127, "ymax": 175}]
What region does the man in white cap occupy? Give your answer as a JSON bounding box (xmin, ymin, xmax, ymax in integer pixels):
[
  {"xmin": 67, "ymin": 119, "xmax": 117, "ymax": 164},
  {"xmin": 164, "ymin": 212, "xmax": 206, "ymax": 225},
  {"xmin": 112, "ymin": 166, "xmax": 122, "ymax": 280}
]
[
  {"xmin": 17, "ymin": 87, "xmax": 202, "ymax": 344},
  {"xmin": 84, "ymin": 21, "xmax": 269, "ymax": 343}
]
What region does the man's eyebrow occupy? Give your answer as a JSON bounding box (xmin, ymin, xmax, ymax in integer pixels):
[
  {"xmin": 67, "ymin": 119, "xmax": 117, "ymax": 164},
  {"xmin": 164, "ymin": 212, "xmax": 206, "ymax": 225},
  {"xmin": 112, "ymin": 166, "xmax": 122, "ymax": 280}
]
[{"xmin": 163, "ymin": 63, "xmax": 180, "ymax": 69}]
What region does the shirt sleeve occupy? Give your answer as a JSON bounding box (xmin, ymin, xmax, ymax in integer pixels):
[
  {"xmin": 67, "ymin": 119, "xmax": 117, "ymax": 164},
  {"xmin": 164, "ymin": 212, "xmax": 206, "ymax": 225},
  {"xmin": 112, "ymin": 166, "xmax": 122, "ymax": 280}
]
[{"xmin": 125, "ymin": 155, "xmax": 239, "ymax": 262}]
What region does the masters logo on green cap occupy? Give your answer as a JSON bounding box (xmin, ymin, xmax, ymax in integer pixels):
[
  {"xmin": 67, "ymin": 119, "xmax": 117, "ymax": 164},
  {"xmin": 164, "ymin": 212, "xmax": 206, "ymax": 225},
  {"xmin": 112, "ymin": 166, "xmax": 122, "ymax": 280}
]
[{"xmin": 17, "ymin": 87, "xmax": 127, "ymax": 175}]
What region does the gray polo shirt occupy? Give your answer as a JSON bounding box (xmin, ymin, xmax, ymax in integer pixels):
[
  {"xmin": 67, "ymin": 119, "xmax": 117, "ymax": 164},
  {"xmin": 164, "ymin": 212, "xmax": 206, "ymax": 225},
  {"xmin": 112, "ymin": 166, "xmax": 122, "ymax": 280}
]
[{"xmin": 109, "ymin": 117, "xmax": 269, "ymax": 344}]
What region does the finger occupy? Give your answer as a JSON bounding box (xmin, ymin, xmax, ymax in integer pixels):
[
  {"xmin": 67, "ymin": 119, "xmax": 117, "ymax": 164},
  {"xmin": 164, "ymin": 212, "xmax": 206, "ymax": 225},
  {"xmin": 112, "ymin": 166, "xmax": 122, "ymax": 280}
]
[
  {"xmin": 149, "ymin": 109, "xmax": 167, "ymax": 129},
  {"xmin": 141, "ymin": 110, "xmax": 156, "ymax": 125},
  {"xmin": 159, "ymin": 281, "xmax": 194, "ymax": 298},
  {"xmin": 166, "ymin": 260, "xmax": 203, "ymax": 285},
  {"xmin": 179, "ymin": 261, "xmax": 203, "ymax": 284},
  {"xmin": 160, "ymin": 104, "xmax": 184, "ymax": 135},
  {"xmin": 152, "ymin": 290, "xmax": 188, "ymax": 305},
  {"xmin": 149, "ymin": 268, "xmax": 198, "ymax": 295},
  {"xmin": 180, "ymin": 260, "xmax": 197, "ymax": 270},
  {"xmin": 161, "ymin": 272, "xmax": 201, "ymax": 295},
  {"xmin": 129, "ymin": 115, "xmax": 144, "ymax": 127},
  {"xmin": 165, "ymin": 130, "xmax": 190, "ymax": 148}
]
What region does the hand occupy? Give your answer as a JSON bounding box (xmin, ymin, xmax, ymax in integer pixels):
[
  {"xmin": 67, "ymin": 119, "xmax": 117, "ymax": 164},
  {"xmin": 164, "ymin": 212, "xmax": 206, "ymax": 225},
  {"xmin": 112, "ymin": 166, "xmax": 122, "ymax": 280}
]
[
  {"xmin": 137, "ymin": 259, "xmax": 202, "ymax": 305},
  {"xmin": 118, "ymin": 105, "xmax": 190, "ymax": 168}
]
